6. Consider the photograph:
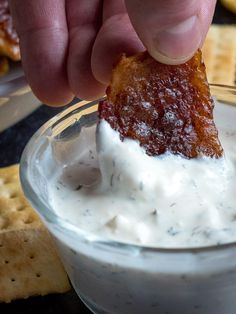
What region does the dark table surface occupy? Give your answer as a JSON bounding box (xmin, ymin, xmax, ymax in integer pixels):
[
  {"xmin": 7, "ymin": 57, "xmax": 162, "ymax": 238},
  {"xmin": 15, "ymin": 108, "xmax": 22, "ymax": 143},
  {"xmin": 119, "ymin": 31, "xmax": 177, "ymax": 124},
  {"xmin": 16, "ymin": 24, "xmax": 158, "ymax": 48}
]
[{"xmin": 0, "ymin": 2, "xmax": 236, "ymax": 313}]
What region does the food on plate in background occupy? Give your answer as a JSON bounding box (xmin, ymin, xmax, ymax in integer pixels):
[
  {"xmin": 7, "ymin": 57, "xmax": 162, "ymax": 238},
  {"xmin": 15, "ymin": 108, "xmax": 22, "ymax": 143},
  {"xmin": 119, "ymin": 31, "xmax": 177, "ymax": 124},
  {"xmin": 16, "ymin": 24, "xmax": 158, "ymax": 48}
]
[
  {"xmin": 221, "ymin": 0, "xmax": 236, "ymax": 14},
  {"xmin": 0, "ymin": 55, "xmax": 8, "ymax": 75},
  {"xmin": 0, "ymin": 0, "xmax": 20, "ymax": 76},
  {"xmin": 202, "ymin": 24, "xmax": 236, "ymax": 86},
  {"xmin": 0, "ymin": 165, "xmax": 70, "ymax": 303}
]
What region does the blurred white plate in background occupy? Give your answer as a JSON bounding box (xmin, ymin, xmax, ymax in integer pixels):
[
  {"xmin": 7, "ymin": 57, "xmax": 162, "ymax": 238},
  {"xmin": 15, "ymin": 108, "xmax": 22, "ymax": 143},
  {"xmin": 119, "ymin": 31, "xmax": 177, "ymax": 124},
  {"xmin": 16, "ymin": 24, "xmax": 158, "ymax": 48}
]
[{"xmin": 0, "ymin": 63, "xmax": 41, "ymax": 133}]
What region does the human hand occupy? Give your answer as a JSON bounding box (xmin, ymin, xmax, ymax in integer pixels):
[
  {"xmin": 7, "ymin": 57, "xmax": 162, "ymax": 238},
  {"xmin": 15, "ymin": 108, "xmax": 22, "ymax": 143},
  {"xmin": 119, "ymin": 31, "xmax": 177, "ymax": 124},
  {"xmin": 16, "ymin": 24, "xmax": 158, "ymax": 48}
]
[{"xmin": 9, "ymin": 0, "xmax": 216, "ymax": 105}]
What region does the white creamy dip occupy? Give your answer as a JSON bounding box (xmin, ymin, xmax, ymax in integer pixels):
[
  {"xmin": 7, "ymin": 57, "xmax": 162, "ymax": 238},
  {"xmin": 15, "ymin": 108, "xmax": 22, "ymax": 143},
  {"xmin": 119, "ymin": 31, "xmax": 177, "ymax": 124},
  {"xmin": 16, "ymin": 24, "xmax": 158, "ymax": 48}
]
[{"xmin": 49, "ymin": 102, "xmax": 236, "ymax": 248}]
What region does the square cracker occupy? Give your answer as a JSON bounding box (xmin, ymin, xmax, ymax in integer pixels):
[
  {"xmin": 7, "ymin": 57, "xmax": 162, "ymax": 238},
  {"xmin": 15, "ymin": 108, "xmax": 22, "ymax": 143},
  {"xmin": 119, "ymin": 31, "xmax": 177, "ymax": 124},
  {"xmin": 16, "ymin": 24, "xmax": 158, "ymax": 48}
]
[
  {"xmin": 0, "ymin": 165, "xmax": 70, "ymax": 303},
  {"xmin": 0, "ymin": 165, "xmax": 42, "ymax": 231},
  {"xmin": 0, "ymin": 228, "xmax": 70, "ymax": 303},
  {"xmin": 202, "ymin": 24, "xmax": 236, "ymax": 86}
]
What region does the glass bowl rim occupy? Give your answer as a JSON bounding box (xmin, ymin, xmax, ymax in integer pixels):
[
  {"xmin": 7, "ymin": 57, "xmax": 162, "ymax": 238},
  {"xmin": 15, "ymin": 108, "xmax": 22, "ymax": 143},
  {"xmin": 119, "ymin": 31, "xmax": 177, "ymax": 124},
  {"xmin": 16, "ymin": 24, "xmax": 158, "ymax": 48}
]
[{"xmin": 20, "ymin": 84, "xmax": 236, "ymax": 255}]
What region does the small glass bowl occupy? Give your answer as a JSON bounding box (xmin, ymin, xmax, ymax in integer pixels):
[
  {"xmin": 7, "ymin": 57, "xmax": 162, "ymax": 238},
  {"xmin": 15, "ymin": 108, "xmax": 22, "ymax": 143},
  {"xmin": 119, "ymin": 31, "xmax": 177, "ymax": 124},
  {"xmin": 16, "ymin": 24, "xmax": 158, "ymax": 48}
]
[{"xmin": 21, "ymin": 85, "xmax": 236, "ymax": 314}]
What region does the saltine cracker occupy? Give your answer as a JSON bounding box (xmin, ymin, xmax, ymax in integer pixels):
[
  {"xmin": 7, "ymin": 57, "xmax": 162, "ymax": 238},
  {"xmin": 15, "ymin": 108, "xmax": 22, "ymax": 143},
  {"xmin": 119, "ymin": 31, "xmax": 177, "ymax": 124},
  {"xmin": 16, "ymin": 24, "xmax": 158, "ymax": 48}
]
[
  {"xmin": 0, "ymin": 165, "xmax": 70, "ymax": 303},
  {"xmin": 202, "ymin": 25, "xmax": 236, "ymax": 86}
]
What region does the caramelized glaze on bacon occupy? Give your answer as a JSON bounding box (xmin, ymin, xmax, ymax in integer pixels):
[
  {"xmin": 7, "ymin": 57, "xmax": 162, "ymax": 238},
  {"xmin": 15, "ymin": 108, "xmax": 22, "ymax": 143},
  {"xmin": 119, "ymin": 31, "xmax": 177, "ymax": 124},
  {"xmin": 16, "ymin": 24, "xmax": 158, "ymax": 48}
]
[{"xmin": 99, "ymin": 50, "xmax": 223, "ymax": 158}]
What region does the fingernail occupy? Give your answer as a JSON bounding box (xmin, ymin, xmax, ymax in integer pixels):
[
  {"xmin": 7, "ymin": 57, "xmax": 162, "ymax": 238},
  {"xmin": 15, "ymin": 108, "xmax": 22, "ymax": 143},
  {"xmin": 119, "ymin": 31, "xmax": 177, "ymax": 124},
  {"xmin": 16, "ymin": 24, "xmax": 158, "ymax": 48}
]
[{"xmin": 149, "ymin": 15, "xmax": 202, "ymax": 64}]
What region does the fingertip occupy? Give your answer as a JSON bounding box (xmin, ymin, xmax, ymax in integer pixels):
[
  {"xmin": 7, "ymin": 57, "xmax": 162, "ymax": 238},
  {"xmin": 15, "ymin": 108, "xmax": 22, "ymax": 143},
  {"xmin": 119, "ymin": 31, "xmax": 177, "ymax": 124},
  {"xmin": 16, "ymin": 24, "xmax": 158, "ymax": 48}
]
[
  {"xmin": 9, "ymin": 0, "xmax": 72, "ymax": 106},
  {"xmin": 22, "ymin": 62, "xmax": 74, "ymax": 106},
  {"xmin": 125, "ymin": 0, "xmax": 215, "ymax": 65},
  {"xmin": 66, "ymin": 29, "xmax": 107, "ymax": 101},
  {"xmin": 19, "ymin": 27, "xmax": 73, "ymax": 106},
  {"xmin": 91, "ymin": 13, "xmax": 144, "ymax": 85},
  {"xmin": 22, "ymin": 56, "xmax": 74, "ymax": 106},
  {"xmin": 148, "ymin": 50, "xmax": 195, "ymax": 65},
  {"xmin": 75, "ymin": 89, "xmax": 106, "ymax": 102},
  {"xmin": 30, "ymin": 85, "xmax": 74, "ymax": 107},
  {"xmin": 146, "ymin": 15, "xmax": 202, "ymax": 65},
  {"xmin": 72, "ymin": 81, "xmax": 106, "ymax": 101}
]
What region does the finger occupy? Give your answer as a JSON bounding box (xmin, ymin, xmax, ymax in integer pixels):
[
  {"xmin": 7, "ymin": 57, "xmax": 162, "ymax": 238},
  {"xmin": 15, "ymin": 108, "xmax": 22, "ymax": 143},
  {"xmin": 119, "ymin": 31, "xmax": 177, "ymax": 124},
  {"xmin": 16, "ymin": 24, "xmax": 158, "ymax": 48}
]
[
  {"xmin": 198, "ymin": 0, "xmax": 216, "ymax": 46},
  {"xmin": 9, "ymin": 0, "xmax": 73, "ymax": 106},
  {"xmin": 125, "ymin": 0, "xmax": 216, "ymax": 64},
  {"xmin": 91, "ymin": 0, "xmax": 145, "ymax": 85},
  {"xmin": 66, "ymin": 0, "xmax": 106, "ymax": 100}
]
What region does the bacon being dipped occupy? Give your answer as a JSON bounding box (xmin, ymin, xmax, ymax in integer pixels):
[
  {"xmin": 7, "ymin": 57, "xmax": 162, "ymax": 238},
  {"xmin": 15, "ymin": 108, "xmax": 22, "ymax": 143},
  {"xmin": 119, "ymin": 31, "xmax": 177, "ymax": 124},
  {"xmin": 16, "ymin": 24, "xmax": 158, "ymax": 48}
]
[{"xmin": 98, "ymin": 50, "xmax": 223, "ymax": 159}]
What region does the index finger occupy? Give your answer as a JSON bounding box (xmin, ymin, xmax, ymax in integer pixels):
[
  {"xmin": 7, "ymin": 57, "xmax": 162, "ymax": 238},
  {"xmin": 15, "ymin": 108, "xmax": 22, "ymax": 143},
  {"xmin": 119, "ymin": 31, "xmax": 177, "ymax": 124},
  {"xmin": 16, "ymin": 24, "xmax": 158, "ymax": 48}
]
[{"xmin": 9, "ymin": 0, "xmax": 73, "ymax": 106}]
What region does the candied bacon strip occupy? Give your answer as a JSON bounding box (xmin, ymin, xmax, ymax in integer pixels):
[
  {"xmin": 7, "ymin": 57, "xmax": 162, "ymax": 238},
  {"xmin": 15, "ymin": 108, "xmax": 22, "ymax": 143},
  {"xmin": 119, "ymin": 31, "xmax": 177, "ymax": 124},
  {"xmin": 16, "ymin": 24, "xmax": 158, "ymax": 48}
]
[{"xmin": 98, "ymin": 50, "xmax": 223, "ymax": 158}]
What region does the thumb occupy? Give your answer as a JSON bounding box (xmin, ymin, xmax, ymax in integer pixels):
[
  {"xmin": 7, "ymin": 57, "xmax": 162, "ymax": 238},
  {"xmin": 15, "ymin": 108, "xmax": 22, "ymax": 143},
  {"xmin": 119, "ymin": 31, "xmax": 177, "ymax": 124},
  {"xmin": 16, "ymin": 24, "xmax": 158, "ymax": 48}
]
[{"xmin": 125, "ymin": 0, "xmax": 216, "ymax": 64}]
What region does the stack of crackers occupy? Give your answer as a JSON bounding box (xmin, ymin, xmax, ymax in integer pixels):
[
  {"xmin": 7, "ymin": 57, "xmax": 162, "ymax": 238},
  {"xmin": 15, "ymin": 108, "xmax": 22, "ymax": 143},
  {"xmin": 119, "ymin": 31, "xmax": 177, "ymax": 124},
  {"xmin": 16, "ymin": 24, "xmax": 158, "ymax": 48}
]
[{"xmin": 0, "ymin": 165, "xmax": 70, "ymax": 303}]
